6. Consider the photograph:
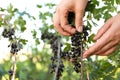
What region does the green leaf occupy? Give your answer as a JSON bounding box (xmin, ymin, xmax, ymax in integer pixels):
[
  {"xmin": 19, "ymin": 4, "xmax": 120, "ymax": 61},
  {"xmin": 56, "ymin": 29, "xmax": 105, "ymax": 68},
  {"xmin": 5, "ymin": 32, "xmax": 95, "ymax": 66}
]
[
  {"xmin": 0, "ymin": 18, "xmax": 3, "ymax": 27},
  {"xmin": 94, "ymin": 14, "xmax": 102, "ymax": 20},
  {"xmin": 92, "ymin": 21, "xmax": 98, "ymax": 27},
  {"xmin": 45, "ymin": 3, "xmax": 55, "ymax": 9},
  {"xmin": 103, "ymin": 12, "xmax": 112, "ymax": 21},
  {"xmin": 21, "ymin": 25, "xmax": 26, "ymax": 32},
  {"xmin": 49, "ymin": 24, "xmax": 54, "ymax": 29},
  {"xmin": 7, "ymin": 4, "xmax": 13, "ymax": 13},
  {"xmin": 85, "ymin": 1, "xmax": 95, "ymax": 12},
  {"xmin": 116, "ymin": 0, "xmax": 120, "ymax": 4},
  {"xmin": 13, "ymin": 8, "xmax": 18, "ymax": 12},
  {"xmin": 19, "ymin": 70, "xmax": 27, "ymax": 80},
  {"xmin": 20, "ymin": 39, "xmax": 28, "ymax": 45},
  {"xmin": 39, "ymin": 12, "xmax": 47, "ymax": 20},
  {"xmin": 64, "ymin": 43, "xmax": 71, "ymax": 52},
  {"xmin": 35, "ymin": 38, "xmax": 40, "ymax": 45},
  {"xmin": 44, "ymin": 12, "xmax": 53, "ymax": 18},
  {"xmin": 118, "ymin": 11, "xmax": 120, "ymax": 14},
  {"xmin": 88, "ymin": 34, "xmax": 95, "ymax": 44},
  {"xmin": 31, "ymin": 30, "xmax": 37, "ymax": 38},
  {"xmin": 0, "ymin": 7, "xmax": 6, "ymax": 11},
  {"xmin": 87, "ymin": 21, "xmax": 92, "ymax": 29},
  {"xmin": 37, "ymin": 5, "xmax": 42, "ymax": 8}
]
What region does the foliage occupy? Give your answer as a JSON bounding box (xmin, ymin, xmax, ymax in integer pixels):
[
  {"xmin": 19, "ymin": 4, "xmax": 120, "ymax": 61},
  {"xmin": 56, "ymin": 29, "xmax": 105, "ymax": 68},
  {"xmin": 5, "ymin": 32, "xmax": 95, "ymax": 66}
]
[{"xmin": 0, "ymin": 0, "xmax": 120, "ymax": 80}]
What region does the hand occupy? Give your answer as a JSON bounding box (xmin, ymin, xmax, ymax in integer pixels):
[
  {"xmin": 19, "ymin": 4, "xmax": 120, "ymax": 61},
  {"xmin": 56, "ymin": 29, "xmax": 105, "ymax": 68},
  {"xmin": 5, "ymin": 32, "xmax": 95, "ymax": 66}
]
[
  {"xmin": 53, "ymin": 0, "xmax": 88, "ymax": 36},
  {"xmin": 83, "ymin": 14, "xmax": 120, "ymax": 58}
]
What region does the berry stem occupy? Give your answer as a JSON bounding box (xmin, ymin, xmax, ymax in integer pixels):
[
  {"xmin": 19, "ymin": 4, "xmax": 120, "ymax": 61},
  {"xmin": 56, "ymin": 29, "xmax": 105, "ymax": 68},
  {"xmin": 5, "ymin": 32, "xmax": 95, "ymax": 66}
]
[
  {"xmin": 10, "ymin": 53, "xmax": 17, "ymax": 80},
  {"xmin": 86, "ymin": 71, "xmax": 90, "ymax": 80},
  {"xmin": 80, "ymin": 41, "xmax": 84, "ymax": 80},
  {"xmin": 54, "ymin": 38, "xmax": 61, "ymax": 80}
]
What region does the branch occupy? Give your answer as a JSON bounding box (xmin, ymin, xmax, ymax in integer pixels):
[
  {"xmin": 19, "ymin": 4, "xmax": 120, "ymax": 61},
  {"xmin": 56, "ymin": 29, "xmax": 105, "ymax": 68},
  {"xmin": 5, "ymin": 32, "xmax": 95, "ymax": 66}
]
[
  {"xmin": 10, "ymin": 53, "xmax": 17, "ymax": 80},
  {"xmin": 86, "ymin": 71, "xmax": 90, "ymax": 80},
  {"xmin": 54, "ymin": 38, "xmax": 61, "ymax": 80},
  {"xmin": 80, "ymin": 42, "xmax": 84, "ymax": 80}
]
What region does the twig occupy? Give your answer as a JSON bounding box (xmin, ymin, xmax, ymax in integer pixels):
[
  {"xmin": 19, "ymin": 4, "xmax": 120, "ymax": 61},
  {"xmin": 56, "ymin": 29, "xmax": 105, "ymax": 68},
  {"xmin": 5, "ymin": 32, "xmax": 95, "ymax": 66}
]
[
  {"xmin": 54, "ymin": 38, "xmax": 61, "ymax": 80},
  {"xmin": 10, "ymin": 53, "xmax": 17, "ymax": 80},
  {"xmin": 80, "ymin": 42, "xmax": 84, "ymax": 80},
  {"xmin": 86, "ymin": 71, "xmax": 90, "ymax": 80}
]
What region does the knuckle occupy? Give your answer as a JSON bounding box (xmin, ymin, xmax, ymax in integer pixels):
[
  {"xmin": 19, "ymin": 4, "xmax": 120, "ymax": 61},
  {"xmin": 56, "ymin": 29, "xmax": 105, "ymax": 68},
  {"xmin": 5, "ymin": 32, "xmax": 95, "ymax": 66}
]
[
  {"xmin": 98, "ymin": 28, "xmax": 102, "ymax": 33},
  {"xmin": 97, "ymin": 44, "xmax": 102, "ymax": 50},
  {"xmin": 75, "ymin": 8, "xmax": 84, "ymax": 13},
  {"xmin": 115, "ymin": 39, "xmax": 120, "ymax": 44},
  {"xmin": 58, "ymin": 6, "xmax": 67, "ymax": 13}
]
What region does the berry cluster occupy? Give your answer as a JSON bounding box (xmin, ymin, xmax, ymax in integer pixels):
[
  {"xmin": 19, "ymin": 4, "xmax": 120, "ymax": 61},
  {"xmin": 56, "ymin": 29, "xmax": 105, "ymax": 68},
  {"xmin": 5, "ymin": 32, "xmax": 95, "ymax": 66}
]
[
  {"xmin": 2, "ymin": 28, "xmax": 15, "ymax": 40},
  {"xmin": 9, "ymin": 41, "xmax": 22, "ymax": 54},
  {"xmin": 70, "ymin": 32, "xmax": 82, "ymax": 72},
  {"xmin": 41, "ymin": 33, "xmax": 64, "ymax": 80},
  {"xmin": 2, "ymin": 28, "xmax": 22, "ymax": 54},
  {"xmin": 41, "ymin": 12, "xmax": 90, "ymax": 79},
  {"xmin": 69, "ymin": 26, "xmax": 89, "ymax": 73},
  {"xmin": 67, "ymin": 12, "xmax": 89, "ymax": 73}
]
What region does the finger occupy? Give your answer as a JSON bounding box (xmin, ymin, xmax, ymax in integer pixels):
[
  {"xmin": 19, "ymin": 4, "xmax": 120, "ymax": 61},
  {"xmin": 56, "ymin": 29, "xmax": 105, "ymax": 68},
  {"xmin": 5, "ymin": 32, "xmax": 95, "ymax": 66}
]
[
  {"xmin": 83, "ymin": 33, "xmax": 111, "ymax": 58},
  {"xmin": 98, "ymin": 46, "xmax": 117, "ymax": 56},
  {"xmin": 75, "ymin": 9, "xmax": 83, "ymax": 32},
  {"xmin": 59, "ymin": 9, "xmax": 76, "ymax": 34},
  {"xmin": 75, "ymin": 0, "xmax": 88, "ymax": 32},
  {"xmin": 94, "ymin": 18, "xmax": 113, "ymax": 40},
  {"xmin": 53, "ymin": 12, "xmax": 71, "ymax": 36},
  {"xmin": 95, "ymin": 40, "xmax": 119, "ymax": 55}
]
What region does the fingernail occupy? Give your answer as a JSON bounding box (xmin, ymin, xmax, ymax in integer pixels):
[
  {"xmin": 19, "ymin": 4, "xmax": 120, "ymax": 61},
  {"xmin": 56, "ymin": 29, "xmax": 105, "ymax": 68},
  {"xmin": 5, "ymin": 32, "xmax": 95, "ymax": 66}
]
[{"xmin": 77, "ymin": 26, "xmax": 83, "ymax": 32}]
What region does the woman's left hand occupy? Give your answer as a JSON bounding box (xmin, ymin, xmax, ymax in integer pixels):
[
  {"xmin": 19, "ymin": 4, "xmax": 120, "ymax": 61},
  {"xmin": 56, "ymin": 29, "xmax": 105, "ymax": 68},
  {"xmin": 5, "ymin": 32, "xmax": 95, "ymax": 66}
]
[{"xmin": 83, "ymin": 14, "xmax": 120, "ymax": 58}]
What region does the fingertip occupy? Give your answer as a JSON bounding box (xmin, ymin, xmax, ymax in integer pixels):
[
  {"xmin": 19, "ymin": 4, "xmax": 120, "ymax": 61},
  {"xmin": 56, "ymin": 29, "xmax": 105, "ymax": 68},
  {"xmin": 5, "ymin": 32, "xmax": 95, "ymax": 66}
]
[
  {"xmin": 76, "ymin": 26, "xmax": 83, "ymax": 32},
  {"xmin": 62, "ymin": 32, "xmax": 71, "ymax": 36},
  {"xmin": 75, "ymin": 11, "xmax": 83, "ymax": 32},
  {"xmin": 93, "ymin": 36, "xmax": 97, "ymax": 40},
  {"xmin": 83, "ymin": 55, "xmax": 87, "ymax": 59},
  {"xmin": 93, "ymin": 34, "xmax": 100, "ymax": 40},
  {"xmin": 83, "ymin": 51, "xmax": 88, "ymax": 58}
]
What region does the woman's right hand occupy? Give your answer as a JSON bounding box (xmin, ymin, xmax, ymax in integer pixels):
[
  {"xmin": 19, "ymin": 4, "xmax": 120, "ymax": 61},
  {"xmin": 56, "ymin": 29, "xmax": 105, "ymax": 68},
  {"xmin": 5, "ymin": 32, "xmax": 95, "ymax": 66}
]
[{"xmin": 53, "ymin": 0, "xmax": 88, "ymax": 36}]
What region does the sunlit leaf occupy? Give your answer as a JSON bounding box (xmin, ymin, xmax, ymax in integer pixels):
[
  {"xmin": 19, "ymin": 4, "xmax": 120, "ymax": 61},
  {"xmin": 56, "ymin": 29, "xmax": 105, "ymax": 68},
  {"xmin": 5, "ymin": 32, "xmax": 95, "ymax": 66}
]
[{"xmin": 37, "ymin": 5, "xmax": 42, "ymax": 8}]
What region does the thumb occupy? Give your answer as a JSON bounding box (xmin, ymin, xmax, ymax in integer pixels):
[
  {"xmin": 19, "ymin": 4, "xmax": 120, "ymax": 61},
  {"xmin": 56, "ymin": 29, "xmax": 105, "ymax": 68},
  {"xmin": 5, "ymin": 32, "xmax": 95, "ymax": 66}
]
[{"xmin": 75, "ymin": 10, "xmax": 84, "ymax": 32}]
